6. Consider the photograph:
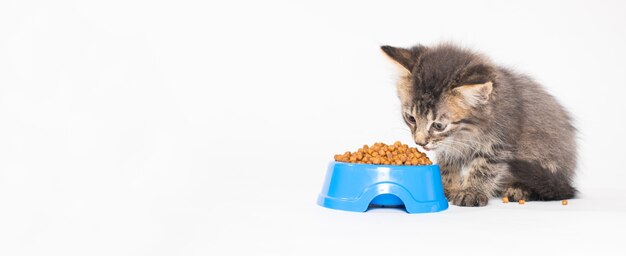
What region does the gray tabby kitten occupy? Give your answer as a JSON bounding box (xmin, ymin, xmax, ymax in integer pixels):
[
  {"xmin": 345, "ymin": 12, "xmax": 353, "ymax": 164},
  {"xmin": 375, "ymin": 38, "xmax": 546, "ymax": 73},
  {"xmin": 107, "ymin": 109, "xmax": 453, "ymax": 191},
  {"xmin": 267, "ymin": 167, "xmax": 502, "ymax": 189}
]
[{"xmin": 381, "ymin": 43, "xmax": 576, "ymax": 207}]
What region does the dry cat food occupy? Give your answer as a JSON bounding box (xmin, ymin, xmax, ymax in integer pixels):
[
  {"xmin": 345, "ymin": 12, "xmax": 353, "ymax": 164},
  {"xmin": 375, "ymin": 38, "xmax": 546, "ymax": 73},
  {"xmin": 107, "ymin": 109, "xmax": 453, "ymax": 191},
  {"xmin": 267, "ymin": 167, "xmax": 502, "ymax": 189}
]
[
  {"xmin": 334, "ymin": 141, "xmax": 432, "ymax": 165},
  {"xmin": 502, "ymin": 197, "xmax": 509, "ymax": 203},
  {"xmin": 518, "ymin": 199, "xmax": 525, "ymax": 205},
  {"xmin": 562, "ymin": 200, "xmax": 568, "ymax": 206}
]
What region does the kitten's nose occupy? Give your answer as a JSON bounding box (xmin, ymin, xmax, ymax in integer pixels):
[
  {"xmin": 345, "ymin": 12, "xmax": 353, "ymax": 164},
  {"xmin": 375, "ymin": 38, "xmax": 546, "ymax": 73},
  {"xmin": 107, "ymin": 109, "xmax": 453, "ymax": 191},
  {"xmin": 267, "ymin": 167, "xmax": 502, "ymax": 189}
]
[
  {"xmin": 415, "ymin": 141, "xmax": 427, "ymax": 147},
  {"xmin": 414, "ymin": 132, "xmax": 428, "ymax": 146}
]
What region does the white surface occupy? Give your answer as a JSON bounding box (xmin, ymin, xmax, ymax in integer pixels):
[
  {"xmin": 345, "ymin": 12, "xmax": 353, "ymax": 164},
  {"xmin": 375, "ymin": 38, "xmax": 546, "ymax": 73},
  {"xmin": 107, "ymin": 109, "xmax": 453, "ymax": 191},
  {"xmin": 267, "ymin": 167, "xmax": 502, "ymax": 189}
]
[{"xmin": 1, "ymin": 0, "xmax": 626, "ymax": 255}]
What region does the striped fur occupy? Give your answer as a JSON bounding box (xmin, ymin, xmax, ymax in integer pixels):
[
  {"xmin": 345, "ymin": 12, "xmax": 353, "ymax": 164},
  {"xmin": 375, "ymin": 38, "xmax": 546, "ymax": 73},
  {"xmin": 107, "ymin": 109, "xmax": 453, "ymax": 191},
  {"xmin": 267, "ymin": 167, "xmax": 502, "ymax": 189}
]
[{"xmin": 382, "ymin": 43, "xmax": 577, "ymax": 207}]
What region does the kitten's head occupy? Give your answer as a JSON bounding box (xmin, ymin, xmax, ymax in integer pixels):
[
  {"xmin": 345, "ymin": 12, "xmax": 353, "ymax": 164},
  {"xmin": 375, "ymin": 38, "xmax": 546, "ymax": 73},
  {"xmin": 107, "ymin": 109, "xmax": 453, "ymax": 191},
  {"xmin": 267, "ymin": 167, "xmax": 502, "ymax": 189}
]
[{"xmin": 381, "ymin": 44, "xmax": 496, "ymax": 152}]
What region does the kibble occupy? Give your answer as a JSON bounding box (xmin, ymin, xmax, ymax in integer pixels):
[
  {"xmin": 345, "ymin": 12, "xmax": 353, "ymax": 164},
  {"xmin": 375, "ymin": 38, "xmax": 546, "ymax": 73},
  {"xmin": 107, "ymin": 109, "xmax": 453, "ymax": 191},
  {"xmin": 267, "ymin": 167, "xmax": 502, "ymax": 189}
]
[
  {"xmin": 562, "ymin": 200, "xmax": 568, "ymax": 206},
  {"xmin": 333, "ymin": 141, "xmax": 432, "ymax": 166},
  {"xmin": 502, "ymin": 197, "xmax": 509, "ymax": 203},
  {"xmin": 518, "ymin": 199, "xmax": 525, "ymax": 205}
]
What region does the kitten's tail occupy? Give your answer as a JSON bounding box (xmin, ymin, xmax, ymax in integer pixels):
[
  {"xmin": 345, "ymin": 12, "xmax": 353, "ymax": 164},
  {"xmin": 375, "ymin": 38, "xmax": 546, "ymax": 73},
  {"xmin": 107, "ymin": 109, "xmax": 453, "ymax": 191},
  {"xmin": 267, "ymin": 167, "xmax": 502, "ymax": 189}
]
[{"xmin": 509, "ymin": 160, "xmax": 577, "ymax": 200}]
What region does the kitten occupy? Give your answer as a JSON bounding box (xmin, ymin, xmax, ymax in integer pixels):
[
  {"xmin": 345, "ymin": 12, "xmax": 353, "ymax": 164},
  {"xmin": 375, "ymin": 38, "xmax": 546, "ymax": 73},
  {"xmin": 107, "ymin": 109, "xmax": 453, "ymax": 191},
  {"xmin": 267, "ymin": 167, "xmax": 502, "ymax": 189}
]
[{"xmin": 381, "ymin": 43, "xmax": 577, "ymax": 207}]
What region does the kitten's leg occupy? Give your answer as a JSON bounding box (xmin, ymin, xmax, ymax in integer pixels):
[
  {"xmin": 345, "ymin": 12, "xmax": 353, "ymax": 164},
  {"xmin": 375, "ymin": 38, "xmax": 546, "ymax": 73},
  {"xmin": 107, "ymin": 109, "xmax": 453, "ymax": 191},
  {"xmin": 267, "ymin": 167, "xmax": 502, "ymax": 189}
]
[
  {"xmin": 501, "ymin": 183, "xmax": 532, "ymax": 202},
  {"xmin": 439, "ymin": 163, "xmax": 461, "ymax": 198},
  {"xmin": 449, "ymin": 157, "xmax": 506, "ymax": 207}
]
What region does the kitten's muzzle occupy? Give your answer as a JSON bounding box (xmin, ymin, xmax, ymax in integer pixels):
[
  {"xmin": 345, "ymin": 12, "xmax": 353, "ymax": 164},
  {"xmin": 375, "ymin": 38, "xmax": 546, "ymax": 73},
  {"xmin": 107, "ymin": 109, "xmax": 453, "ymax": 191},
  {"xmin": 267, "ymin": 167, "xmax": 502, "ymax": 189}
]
[
  {"xmin": 414, "ymin": 141, "xmax": 431, "ymax": 151},
  {"xmin": 413, "ymin": 132, "xmax": 428, "ymax": 146}
]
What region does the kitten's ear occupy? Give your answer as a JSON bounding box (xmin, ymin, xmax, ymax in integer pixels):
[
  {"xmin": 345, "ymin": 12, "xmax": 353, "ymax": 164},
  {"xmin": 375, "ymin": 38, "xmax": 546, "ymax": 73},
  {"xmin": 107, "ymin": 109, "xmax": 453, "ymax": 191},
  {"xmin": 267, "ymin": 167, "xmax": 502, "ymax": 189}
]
[
  {"xmin": 381, "ymin": 46, "xmax": 417, "ymax": 72},
  {"xmin": 452, "ymin": 81, "xmax": 493, "ymax": 107}
]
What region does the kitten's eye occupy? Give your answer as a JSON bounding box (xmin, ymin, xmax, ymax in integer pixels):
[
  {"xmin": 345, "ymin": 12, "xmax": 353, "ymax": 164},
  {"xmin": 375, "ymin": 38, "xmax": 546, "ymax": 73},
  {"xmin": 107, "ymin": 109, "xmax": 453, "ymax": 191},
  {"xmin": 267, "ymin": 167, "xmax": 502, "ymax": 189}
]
[
  {"xmin": 405, "ymin": 114, "xmax": 416, "ymax": 124},
  {"xmin": 431, "ymin": 122, "xmax": 445, "ymax": 131}
]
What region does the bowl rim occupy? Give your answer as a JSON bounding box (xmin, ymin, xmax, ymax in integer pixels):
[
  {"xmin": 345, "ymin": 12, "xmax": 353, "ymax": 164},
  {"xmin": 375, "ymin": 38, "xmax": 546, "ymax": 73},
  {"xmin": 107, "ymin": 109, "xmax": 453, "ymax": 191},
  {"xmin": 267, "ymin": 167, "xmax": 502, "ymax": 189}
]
[{"xmin": 331, "ymin": 160, "xmax": 438, "ymax": 168}]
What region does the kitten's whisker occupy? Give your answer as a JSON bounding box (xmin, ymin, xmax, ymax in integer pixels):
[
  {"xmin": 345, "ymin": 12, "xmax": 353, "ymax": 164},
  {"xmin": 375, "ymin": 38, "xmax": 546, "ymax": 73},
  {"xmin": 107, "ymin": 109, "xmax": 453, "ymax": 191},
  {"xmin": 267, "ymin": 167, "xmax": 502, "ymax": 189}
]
[{"xmin": 439, "ymin": 140, "xmax": 464, "ymax": 158}]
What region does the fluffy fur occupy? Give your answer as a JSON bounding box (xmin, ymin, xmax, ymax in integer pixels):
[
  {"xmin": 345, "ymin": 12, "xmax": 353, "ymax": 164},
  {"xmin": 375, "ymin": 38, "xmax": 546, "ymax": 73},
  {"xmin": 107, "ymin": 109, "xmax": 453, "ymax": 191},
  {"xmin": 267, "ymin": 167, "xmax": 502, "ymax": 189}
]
[{"xmin": 381, "ymin": 43, "xmax": 577, "ymax": 207}]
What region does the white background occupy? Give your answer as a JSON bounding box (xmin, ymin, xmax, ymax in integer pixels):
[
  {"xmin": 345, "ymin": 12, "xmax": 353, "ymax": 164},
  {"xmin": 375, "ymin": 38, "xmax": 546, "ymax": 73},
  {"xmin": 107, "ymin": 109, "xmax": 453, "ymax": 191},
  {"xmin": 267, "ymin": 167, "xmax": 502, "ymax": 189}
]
[{"xmin": 1, "ymin": 0, "xmax": 626, "ymax": 255}]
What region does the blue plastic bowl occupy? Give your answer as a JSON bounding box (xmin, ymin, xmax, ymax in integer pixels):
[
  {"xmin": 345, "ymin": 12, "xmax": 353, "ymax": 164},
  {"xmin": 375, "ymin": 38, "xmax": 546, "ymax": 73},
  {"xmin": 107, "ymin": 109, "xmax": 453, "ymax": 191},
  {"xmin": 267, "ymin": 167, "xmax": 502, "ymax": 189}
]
[{"xmin": 317, "ymin": 161, "xmax": 448, "ymax": 213}]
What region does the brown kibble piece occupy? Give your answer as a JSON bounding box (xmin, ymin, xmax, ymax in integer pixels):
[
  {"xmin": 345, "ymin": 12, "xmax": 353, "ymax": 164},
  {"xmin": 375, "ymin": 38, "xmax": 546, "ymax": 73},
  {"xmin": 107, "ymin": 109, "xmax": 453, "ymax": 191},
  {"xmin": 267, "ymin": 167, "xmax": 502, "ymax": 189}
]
[
  {"xmin": 333, "ymin": 142, "xmax": 431, "ymax": 166},
  {"xmin": 502, "ymin": 197, "xmax": 509, "ymax": 203},
  {"xmin": 518, "ymin": 199, "xmax": 525, "ymax": 205},
  {"xmin": 562, "ymin": 200, "xmax": 568, "ymax": 205}
]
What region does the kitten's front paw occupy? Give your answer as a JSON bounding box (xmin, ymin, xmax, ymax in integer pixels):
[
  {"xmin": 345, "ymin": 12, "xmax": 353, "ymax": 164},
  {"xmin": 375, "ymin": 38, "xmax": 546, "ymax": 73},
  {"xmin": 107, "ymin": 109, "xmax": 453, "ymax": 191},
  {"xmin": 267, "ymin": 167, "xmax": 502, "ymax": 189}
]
[
  {"xmin": 502, "ymin": 186, "xmax": 531, "ymax": 202},
  {"xmin": 449, "ymin": 190, "xmax": 489, "ymax": 207}
]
